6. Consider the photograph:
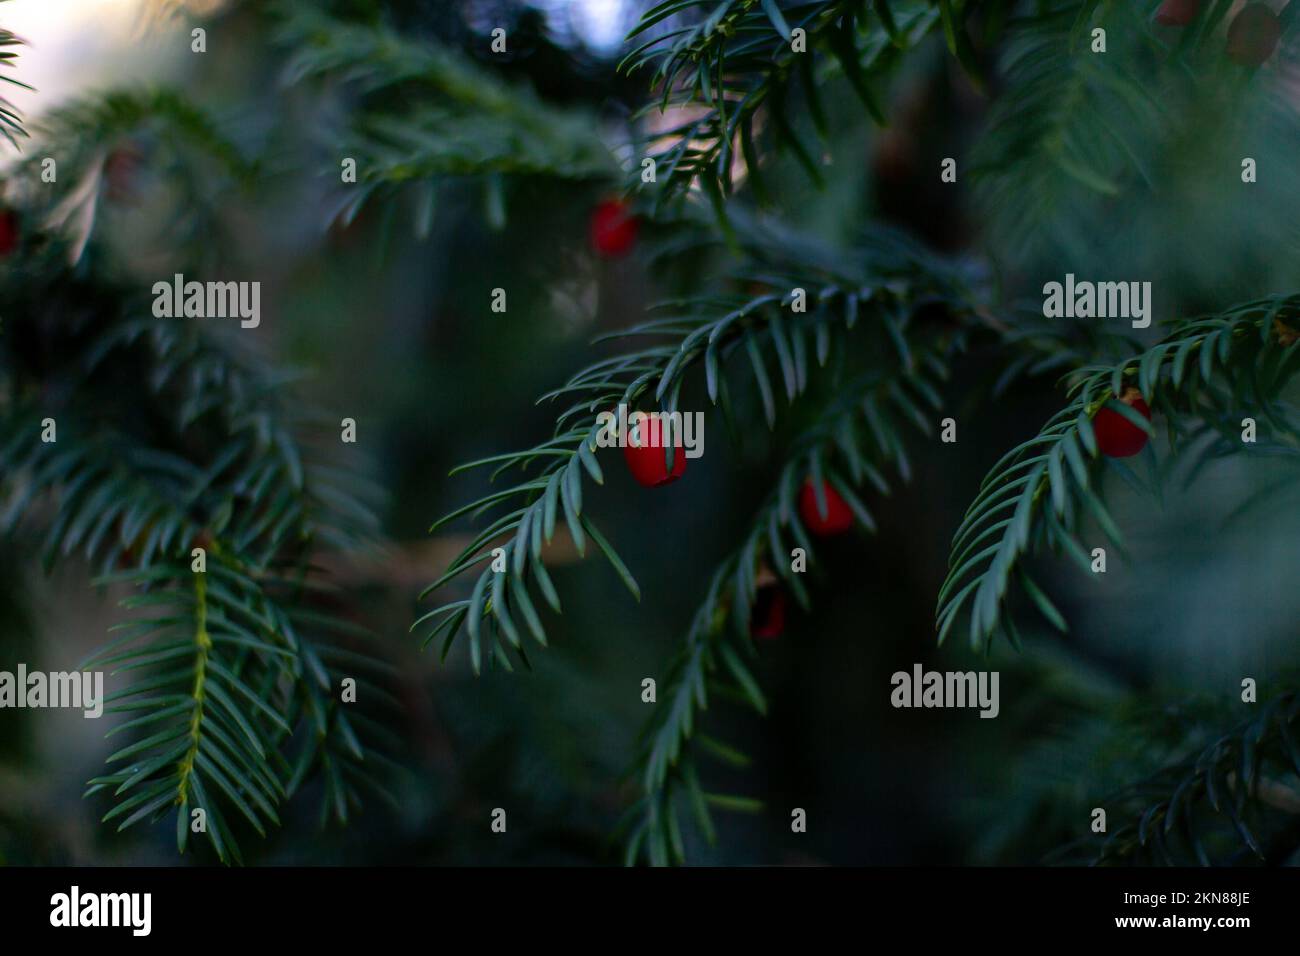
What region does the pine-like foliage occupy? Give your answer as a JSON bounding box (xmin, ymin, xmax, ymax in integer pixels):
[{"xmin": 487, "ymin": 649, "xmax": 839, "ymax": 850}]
[
  {"xmin": 8, "ymin": 0, "xmax": 1300, "ymax": 867},
  {"xmin": 414, "ymin": 0, "xmax": 1300, "ymax": 865},
  {"xmin": 1, "ymin": 86, "xmax": 391, "ymax": 861},
  {"xmin": 416, "ymin": 226, "xmax": 979, "ymax": 672},
  {"xmin": 418, "ymin": 217, "xmax": 994, "ymax": 860},
  {"xmin": 0, "ymin": 1, "xmax": 26, "ymax": 147},
  {"xmin": 274, "ymin": 3, "xmax": 618, "ymax": 234},
  {"xmin": 973, "ymin": 0, "xmax": 1300, "ymax": 262},
  {"xmin": 1089, "ymin": 689, "xmax": 1300, "ymax": 865},
  {"xmin": 938, "ymin": 298, "xmax": 1300, "ymax": 652},
  {"xmin": 623, "ymin": 319, "xmax": 963, "ymax": 863},
  {"xmin": 622, "ymin": 0, "xmax": 938, "ymax": 202}
]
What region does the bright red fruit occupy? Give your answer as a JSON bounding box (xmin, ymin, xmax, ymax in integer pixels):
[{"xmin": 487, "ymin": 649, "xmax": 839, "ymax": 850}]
[
  {"xmin": 1155, "ymin": 0, "xmax": 1200, "ymax": 26},
  {"xmin": 1094, "ymin": 390, "xmax": 1152, "ymax": 459},
  {"xmin": 798, "ymin": 479, "xmax": 854, "ymax": 536},
  {"xmin": 0, "ymin": 209, "xmax": 18, "ymax": 257},
  {"xmin": 1227, "ymin": 4, "xmax": 1281, "ymax": 66},
  {"xmin": 750, "ymin": 583, "xmax": 787, "ymax": 640},
  {"xmin": 622, "ymin": 414, "xmax": 686, "ymax": 487},
  {"xmin": 589, "ymin": 199, "xmax": 638, "ymax": 258}
]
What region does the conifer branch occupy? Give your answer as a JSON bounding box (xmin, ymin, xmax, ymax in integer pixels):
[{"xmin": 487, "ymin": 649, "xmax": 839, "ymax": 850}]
[
  {"xmin": 624, "ymin": 331, "xmax": 958, "ymax": 864},
  {"xmin": 1011, "ymin": 682, "xmax": 1300, "ymax": 866},
  {"xmin": 971, "ymin": 0, "xmax": 1300, "ymax": 256},
  {"xmin": 7, "ymin": 88, "xmax": 256, "ymax": 268},
  {"xmin": 1, "ymin": 226, "xmax": 389, "ymax": 861},
  {"xmin": 0, "ymin": 2, "xmax": 29, "ymax": 148},
  {"xmin": 1087, "ymin": 689, "xmax": 1300, "ymax": 865},
  {"xmin": 273, "ymin": 4, "xmax": 619, "ymax": 233},
  {"xmin": 416, "ymin": 234, "xmax": 979, "ymax": 672},
  {"xmin": 971, "ymin": 661, "xmax": 1300, "ymax": 865},
  {"xmin": 623, "ymin": 0, "xmax": 945, "ymax": 202},
  {"xmin": 937, "ymin": 295, "xmax": 1300, "ymax": 653}
]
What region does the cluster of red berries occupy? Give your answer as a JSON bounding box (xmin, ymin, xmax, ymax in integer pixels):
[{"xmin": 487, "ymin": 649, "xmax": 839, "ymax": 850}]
[
  {"xmin": 749, "ymin": 481, "xmax": 856, "ymax": 639},
  {"xmin": 1156, "ymin": 1, "xmax": 1282, "ymax": 67},
  {"xmin": 619, "ymin": 402, "xmax": 861, "ymax": 638},
  {"xmin": 622, "ymin": 383, "xmax": 1152, "ymax": 641}
]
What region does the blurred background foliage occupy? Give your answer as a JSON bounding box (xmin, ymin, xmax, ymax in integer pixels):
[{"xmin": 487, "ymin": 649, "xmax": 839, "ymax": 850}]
[{"xmin": 0, "ymin": 0, "xmax": 1298, "ymax": 865}]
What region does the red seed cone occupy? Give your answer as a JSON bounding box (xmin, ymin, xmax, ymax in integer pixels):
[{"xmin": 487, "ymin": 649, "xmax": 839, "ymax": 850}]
[
  {"xmin": 1094, "ymin": 388, "xmax": 1152, "ymax": 459},
  {"xmin": 0, "ymin": 209, "xmax": 19, "ymax": 257},
  {"xmin": 589, "ymin": 198, "xmax": 638, "ymax": 258},
  {"xmin": 622, "ymin": 414, "xmax": 686, "ymax": 487},
  {"xmin": 1227, "ymin": 3, "xmax": 1281, "ymax": 66},
  {"xmin": 798, "ymin": 479, "xmax": 854, "ymax": 536},
  {"xmin": 1155, "ymin": 0, "xmax": 1201, "ymax": 27},
  {"xmin": 750, "ymin": 581, "xmax": 787, "ymax": 640}
]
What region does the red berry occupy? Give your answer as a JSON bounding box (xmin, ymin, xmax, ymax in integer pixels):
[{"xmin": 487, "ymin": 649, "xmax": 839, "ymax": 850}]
[
  {"xmin": 798, "ymin": 479, "xmax": 854, "ymax": 536},
  {"xmin": 750, "ymin": 583, "xmax": 786, "ymax": 640},
  {"xmin": 589, "ymin": 198, "xmax": 638, "ymax": 258},
  {"xmin": 1093, "ymin": 390, "xmax": 1151, "ymax": 459},
  {"xmin": 1227, "ymin": 4, "xmax": 1281, "ymax": 66},
  {"xmin": 0, "ymin": 209, "xmax": 18, "ymax": 257},
  {"xmin": 1154, "ymin": 0, "xmax": 1200, "ymax": 27},
  {"xmin": 622, "ymin": 414, "xmax": 685, "ymax": 487}
]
